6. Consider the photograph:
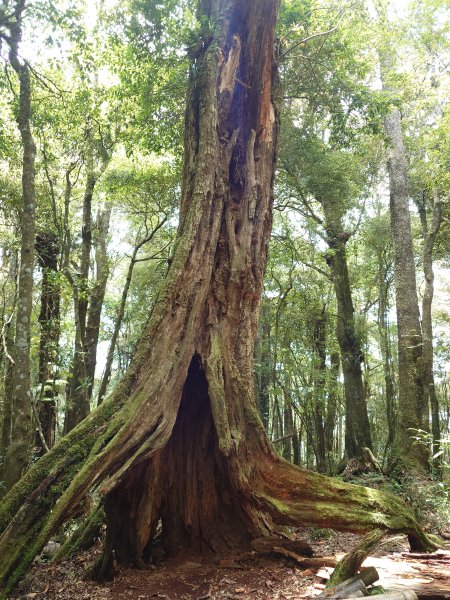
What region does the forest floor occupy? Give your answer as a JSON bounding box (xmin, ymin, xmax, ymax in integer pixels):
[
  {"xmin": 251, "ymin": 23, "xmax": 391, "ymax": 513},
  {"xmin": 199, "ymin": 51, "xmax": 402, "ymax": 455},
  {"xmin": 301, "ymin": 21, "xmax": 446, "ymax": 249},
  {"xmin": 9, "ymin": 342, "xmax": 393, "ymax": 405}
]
[{"xmin": 12, "ymin": 530, "xmax": 450, "ymax": 600}]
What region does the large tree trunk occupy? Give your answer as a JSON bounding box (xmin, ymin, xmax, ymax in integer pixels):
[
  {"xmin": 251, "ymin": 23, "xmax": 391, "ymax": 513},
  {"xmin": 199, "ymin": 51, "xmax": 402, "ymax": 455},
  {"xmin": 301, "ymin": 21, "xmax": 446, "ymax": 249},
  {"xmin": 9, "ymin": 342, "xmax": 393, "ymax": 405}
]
[
  {"xmin": 1, "ymin": 0, "xmax": 37, "ymax": 491},
  {"xmin": 0, "ymin": 1, "xmax": 437, "ymax": 596}
]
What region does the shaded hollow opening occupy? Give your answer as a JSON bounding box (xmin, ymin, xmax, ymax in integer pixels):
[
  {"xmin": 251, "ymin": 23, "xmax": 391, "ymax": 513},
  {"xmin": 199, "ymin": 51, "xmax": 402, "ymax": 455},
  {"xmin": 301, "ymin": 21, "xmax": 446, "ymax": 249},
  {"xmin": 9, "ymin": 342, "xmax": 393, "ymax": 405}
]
[
  {"xmin": 159, "ymin": 353, "xmax": 251, "ymax": 554},
  {"xmin": 105, "ymin": 354, "xmax": 253, "ymax": 568}
]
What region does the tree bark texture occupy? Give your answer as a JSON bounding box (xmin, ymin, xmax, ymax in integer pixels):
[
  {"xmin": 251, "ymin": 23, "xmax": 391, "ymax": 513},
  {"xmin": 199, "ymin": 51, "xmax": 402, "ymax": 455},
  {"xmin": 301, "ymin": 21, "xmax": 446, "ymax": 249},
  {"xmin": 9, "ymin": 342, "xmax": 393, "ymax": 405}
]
[
  {"xmin": 0, "ymin": 2, "xmax": 437, "ymax": 596},
  {"xmin": 2, "ymin": 0, "xmax": 37, "ymax": 491}
]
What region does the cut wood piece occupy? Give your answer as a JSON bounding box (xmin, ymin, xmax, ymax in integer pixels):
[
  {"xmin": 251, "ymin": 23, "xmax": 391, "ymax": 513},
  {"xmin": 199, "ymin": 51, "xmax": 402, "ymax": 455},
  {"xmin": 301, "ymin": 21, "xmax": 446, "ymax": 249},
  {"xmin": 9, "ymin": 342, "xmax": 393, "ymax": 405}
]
[
  {"xmin": 339, "ymin": 593, "xmax": 418, "ymax": 600},
  {"xmin": 271, "ymin": 546, "xmax": 338, "ymax": 569},
  {"xmin": 250, "ymin": 536, "xmax": 313, "ymax": 557},
  {"xmin": 327, "ymin": 530, "xmax": 385, "ymax": 587},
  {"xmin": 401, "ymin": 552, "xmax": 448, "ymax": 560},
  {"xmin": 325, "ymin": 579, "xmax": 368, "ymax": 599},
  {"xmin": 319, "ymin": 567, "xmax": 380, "ymax": 597}
]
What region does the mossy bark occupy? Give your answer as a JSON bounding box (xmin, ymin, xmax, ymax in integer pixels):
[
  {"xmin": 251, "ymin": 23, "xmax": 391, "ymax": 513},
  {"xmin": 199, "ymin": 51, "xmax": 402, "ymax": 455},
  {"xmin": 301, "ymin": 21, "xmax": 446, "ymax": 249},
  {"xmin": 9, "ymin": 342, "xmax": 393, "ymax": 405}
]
[
  {"xmin": 0, "ymin": 1, "xmax": 437, "ymax": 597},
  {"xmin": 1, "ymin": 0, "xmax": 37, "ymax": 492},
  {"xmin": 55, "ymin": 504, "xmax": 105, "ymax": 561}
]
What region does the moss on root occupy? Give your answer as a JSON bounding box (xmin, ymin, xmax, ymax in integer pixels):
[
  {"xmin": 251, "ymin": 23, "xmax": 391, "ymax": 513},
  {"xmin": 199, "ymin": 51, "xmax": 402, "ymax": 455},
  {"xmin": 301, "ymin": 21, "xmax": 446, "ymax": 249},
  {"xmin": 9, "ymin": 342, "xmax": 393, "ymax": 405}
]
[
  {"xmin": 54, "ymin": 504, "xmax": 105, "ymax": 561},
  {"xmin": 259, "ymin": 458, "xmax": 440, "ymax": 553}
]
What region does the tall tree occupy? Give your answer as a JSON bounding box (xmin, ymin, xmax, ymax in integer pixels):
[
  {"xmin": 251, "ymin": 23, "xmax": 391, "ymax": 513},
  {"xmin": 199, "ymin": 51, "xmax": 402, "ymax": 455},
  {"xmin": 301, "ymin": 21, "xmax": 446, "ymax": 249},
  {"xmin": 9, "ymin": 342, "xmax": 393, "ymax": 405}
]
[
  {"xmin": 418, "ymin": 192, "xmax": 442, "ymax": 473},
  {"xmin": 64, "ymin": 153, "xmax": 111, "ymax": 433},
  {"xmin": 0, "ymin": 0, "xmax": 37, "ymax": 492},
  {"xmin": 280, "ymin": 140, "xmax": 373, "ymax": 460},
  {"xmin": 375, "ymin": 1, "xmax": 429, "ymax": 474},
  {"xmin": 0, "ymin": 1, "xmax": 437, "ymax": 595}
]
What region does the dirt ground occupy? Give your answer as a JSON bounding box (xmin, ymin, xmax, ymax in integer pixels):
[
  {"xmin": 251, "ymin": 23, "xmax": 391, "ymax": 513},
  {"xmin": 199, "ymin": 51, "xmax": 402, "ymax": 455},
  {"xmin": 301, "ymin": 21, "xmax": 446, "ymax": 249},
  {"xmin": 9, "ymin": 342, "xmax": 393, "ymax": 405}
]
[{"xmin": 11, "ymin": 531, "xmax": 450, "ymax": 600}]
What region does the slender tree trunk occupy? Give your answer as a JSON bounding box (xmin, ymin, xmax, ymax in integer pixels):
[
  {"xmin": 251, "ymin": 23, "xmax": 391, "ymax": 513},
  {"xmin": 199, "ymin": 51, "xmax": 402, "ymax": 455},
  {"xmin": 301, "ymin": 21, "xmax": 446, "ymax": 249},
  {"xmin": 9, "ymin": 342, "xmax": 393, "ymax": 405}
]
[
  {"xmin": 377, "ymin": 259, "xmax": 396, "ymax": 451},
  {"xmin": 0, "ymin": 2, "xmax": 437, "ymax": 595},
  {"xmin": 384, "ymin": 107, "xmax": 429, "ymax": 474},
  {"xmin": 2, "ymin": 1, "xmax": 37, "ymax": 491},
  {"xmin": 35, "ymin": 233, "xmax": 61, "ymax": 454},
  {"xmin": 0, "ymin": 321, "xmax": 15, "ymax": 471},
  {"xmin": 0, "ymin": 247, "xmax": 18, "ymax": 470},
  {"xmin": 282, "ymin": 401, "xmax": 294, "ymax": 461},
  {"xmin": 324, "ymin": 231, "xmax": 372, "ymax": 459},
  {"xmin": 97, "ymin": 216, "xmax": 168, "ymax": 405},
  {"xmin": 64, "ymin": 171, "xmax": 96, "ymax": 433},
  {"xmin": 254, "ymin": 303, "xmax": 271, "ymax": 429},
  {"xmin": 418, "ymin": 191, "xmax": 442, "ymax": 475},
  {"xmin": 325, "ymin": 350, "xmax": 340, "ymax": 469},
  {"xmin": 376, "ymin": 2, "xmax": 429, "ymax": 475},
  {"xmin": 78, "ymin": 170, "xmax": 95, "ymax": 338},
  {"xmin": 64, "ymin": 176, "xmax": 110, "ymax": 432},
  {"xmin": 84, "ymin": 204, "xmax": 112, "ymax": 400},
  {"xmin": 311, "ymin": 305, "xmax": 327, "ymax": 472}
]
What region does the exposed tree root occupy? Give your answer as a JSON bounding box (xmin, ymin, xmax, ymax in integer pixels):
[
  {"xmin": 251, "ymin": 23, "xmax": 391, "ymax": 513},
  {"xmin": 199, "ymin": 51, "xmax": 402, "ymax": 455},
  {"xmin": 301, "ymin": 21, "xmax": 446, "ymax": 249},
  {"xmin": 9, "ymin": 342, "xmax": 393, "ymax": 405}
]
[
  {"xmin": 0, "ymin": 390, "xmax": 438, "ymax": 599},
  {"xmin": 256, "ymin": 458, "xmax": 439, "ymax": 553},
  {"xmin": 55, "ymin": 503, "xmax": 105, "ymax": 561}
]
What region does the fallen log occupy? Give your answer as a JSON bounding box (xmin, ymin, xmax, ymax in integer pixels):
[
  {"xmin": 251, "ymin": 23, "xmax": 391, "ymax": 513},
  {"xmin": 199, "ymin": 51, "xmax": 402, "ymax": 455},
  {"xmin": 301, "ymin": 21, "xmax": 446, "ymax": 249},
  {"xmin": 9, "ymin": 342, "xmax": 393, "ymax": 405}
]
[
  {"xmin": 339, "ymin": 593, "xmax": 418, "ymax": 600},
  {"xmin": 271, "ymin": 546, "xmax": 338, "ymax": 568},
  {"xmin": 250, "ymin": 536, "xmax": 313, "ymax": 557},
  {"xmin": 400, "ymin": 552, "xmax": 449, "ymax": 561}
]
